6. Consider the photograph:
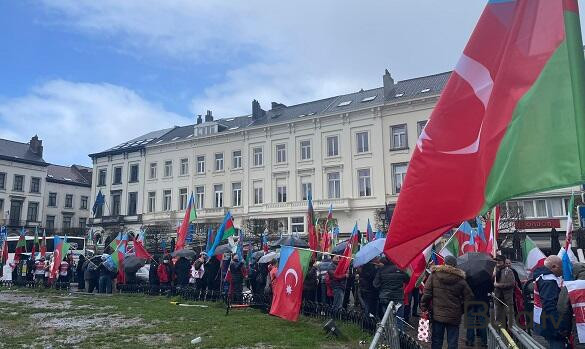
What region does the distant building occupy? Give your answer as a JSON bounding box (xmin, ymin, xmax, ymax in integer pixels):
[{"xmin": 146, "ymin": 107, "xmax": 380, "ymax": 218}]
[{"xmin": 0, "ymin": 135, "xmax": 92, "ymax": 235}]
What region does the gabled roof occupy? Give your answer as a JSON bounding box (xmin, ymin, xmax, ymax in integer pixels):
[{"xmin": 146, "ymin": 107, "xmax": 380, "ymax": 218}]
[
  {"xmin": 89, "ymin": 71, "xmax": 451, "ymax": 157},
  {"xmin": 0, "ymin": 138, "xmax": 47, "ymax": 166},
  {"xmin": 47, "ymin": 164, "xmax": 92, "ymax": 187}
]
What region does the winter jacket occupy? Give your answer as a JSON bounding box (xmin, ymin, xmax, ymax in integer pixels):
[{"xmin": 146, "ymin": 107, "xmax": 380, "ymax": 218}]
[
  {"xmin": 373, "ymin": 264, "xmax": 409, "ymax": 304},
  {"xmin": 303, "ymin": 266, "xmax": 318, "ymax": 292},
  {"xmin": 420, "ymin": 264, "xmax": 474, "ymax": 325},
  {"xmin": 229, "ymin": 261, "xmax": 244, "ymax": 287},
  {"xmin": 359, "ymin": 263, "xmax": 376, "ymax": 294},
  {"xmin": 557, "ymin": 262, "xmax": 585, "ymax": 343},
  {"xmin": 157, "ymin": 263, "xmax": 172, "ymax": 283},
  {"xmin": 174, "ymin": 257, "xmax": 191, "ymax": 286},
  {"xmin": 494, "ymin": 266, "xmax": 516, "ymax": 301},
  {"xmin": 149, "ymin": 261, "xmax": 159, "ymax": 285},
  {"xmin": 533, "ymin": 266, "xmax": 563, "ymax": 340},
  {"xmin": 328, "ymin": 262, "xmax": 346, "ymax": 290}
]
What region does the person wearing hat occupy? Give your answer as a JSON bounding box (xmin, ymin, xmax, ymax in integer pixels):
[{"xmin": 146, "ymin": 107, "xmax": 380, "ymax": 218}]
[
  {"xmin": 493, "ymin": 254, "xmax": 515, "ymax": 329},
  {"xmin": 421, "ymin": 255, "xmax": 473, "ymax": 349}
]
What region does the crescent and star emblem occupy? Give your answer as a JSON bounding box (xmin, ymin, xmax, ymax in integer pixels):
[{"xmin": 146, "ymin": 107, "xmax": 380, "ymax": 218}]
[{"xmin": 284, "ymin": 268, "xmax": 298, "ymax": 295}]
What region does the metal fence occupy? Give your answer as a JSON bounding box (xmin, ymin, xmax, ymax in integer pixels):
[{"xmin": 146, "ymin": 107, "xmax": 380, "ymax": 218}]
[
  {"xmin": 509, "ymin": 325, "xmax": 545, "ymax": 349},
  {"xmin": 368, "ymin": 302, "xmax": 424, "ymax": 349}
]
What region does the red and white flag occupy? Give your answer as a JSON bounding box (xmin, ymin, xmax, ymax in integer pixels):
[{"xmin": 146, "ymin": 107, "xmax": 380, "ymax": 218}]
[{"xmin": 565, "ymin": 280, "xmax": 585, "ymax": 343}]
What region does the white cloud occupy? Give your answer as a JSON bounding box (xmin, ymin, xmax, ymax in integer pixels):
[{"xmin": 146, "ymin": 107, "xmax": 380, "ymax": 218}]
[
  {"xmin": 0, "ymin": 80, "xmax": 189, "ymax": 166},
  {"xmin": 39, "ymin": 0, "xmax": 487, "ymax": 117}
]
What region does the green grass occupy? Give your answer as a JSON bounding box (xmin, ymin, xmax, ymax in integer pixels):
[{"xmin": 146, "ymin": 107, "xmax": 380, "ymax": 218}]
[{"xmin": 0, "ymin": 288, "xmax": 370, "ymax": 348}]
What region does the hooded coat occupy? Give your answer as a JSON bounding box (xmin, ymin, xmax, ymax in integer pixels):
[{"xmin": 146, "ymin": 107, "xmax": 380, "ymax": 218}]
[
  {"xmin": 420, "ymin": 264, "xmax": 474, "ymax": 325},
  {"xmin": 533, "ymin": 266, "xmax": 563, "ymax": 340},
  {"xmin": 373, "ymin": 263, "xmax": 409, "ymax": 304}
]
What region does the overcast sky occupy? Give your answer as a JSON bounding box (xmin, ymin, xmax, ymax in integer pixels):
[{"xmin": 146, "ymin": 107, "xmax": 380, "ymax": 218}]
[{"xmin": 0, "ymin": 1, "xmax": 582, "ymax": 166}]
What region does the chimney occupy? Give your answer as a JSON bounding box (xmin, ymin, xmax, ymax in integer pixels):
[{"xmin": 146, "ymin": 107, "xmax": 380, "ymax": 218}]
[
  {"xmin": 252, "ymin": 99, "xmax": 265, "ymax": 120},
  {"xmin": 196, "ymin": 115, "xmax": 203, "ymax": 125},
  {"xmin": 383, "ymin": 69, "xmax": 396, "ymax": 100},
  {"xmin": 271, "ymin": 102, "xmax": 286, "ymax": 110},
  {"xmin": 204, "ymin": 110, "xmax": 213, "ymax": 122},
  {"xmin": 29, "ymin": 135, "xmax": 43, "ymax": 157}
]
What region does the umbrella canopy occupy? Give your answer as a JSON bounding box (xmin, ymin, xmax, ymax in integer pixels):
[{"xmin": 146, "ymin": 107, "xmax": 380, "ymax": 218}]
[
  {"xmin": 271, "ymin": 236, "xmax": 309, "ymax": 248},
  {"xmin": 213, "ymin": 244, "xmax": 232, "ymax": 256},
  {"xmin": 171, "ymin": 248, "xmax": 197, "ymax": 259},
  {"xmin": 456, "ymin": 252, "xmax": 496, "ymax": 289},
  {"xmin": 124, "ymin": 255, "xmax": 146, "ymax": 273},
  {"xmin": 353, "ymin": 238, "xmax": 386, "ymax": 267},
  {"xmin": 331, "ymin": 239, "xmax": 349, "ymax": 255},
  {"xmin": 258, "ymin": 252, "xmax": 279, "ymax": 264}
]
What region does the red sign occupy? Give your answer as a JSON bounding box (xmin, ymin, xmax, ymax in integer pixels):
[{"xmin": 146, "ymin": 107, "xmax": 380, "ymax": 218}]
[{"xmin": 515, "ymin": 219, "xmax": 561, "ymax": 230}]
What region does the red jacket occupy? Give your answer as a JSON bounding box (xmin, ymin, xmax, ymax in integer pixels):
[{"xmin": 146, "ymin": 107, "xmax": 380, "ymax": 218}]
[{"xmin": 157, "ymin": 264, "xmax": 171, "ymax": 283}]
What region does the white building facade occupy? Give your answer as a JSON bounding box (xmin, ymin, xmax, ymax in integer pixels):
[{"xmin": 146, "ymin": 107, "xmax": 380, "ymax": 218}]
[{"xmin": 88, "ymin": 70, "xmax": 579, "ymax": 246}]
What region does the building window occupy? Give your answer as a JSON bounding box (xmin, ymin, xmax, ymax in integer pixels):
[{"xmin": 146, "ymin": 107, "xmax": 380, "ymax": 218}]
[
  {"xmin": 291, "ymin": 217, "xmax": 304, "ymax": 233},
  {"xmin": 549, "ymin": 198, "xmax": 564, "ymax": 217},
  {"xmin": 392, "ymin": 163, "xmax": 408, "ymax": 194},
  {"xmin": 0, "ymin": 199, "xmax": 3, "ymax": 213},
  {"xmin": 79, "ymin": 218, "xmax": 86, "ymax": 229},
  {"xmin": 27, "ymin": 202, "xmax": 38, "ymax": 222},
  {"xmin": 9, "ymin": 200, "xmax": 22, "ymax": 224},
  {"xmin": 253, "ymin": 181, "xmax": 263, "ymax": 205},
  {"xmin": 112, "ymin": 193, "xmax": 121, "ymax": 215},
  {"xmin": 233, "ymin": 150, "xmax": 242, "ymax": 169},
  {"xmin": 0, "ymin": 172, "xmax": 5, "ymax": 190},
  {"xmin": 179, "ymin": 188, "xmax": 188, "ymax": 210},
  {"xmin": 214, "ymin": 184, "xmax": 224, "ymax": 208},
  {"xmin": 215, "ymin": 153, "xmax": 224, "ymax": 171},
  {"xmin": 164, "ymin": 161, "xmax": 173, "ymax": 177},
  {"xmin": 232, "ymin": 182, "xmax": 242, "ymax": 207},
  {"xmin": 149, "ymin": 163, "xmax": 157, "ymax": 179},
  {"xmin": 327, "ymin": 172, "xmax": 341, "ymax": 199},
  {"xmin": 301, "ymin": 177, "xmax": 312, "ymax": 201},
  {"xmin": 48, "ymin": 192, "xmax": 57, "ymax": 207},
  {"xmin": 80, "ymin": 196, "xmax": 88, "ymax": 210},
  {"xmin": 46, "ymin": 215, "xmax": 55, "ymax": 230},
  {"xmin": 30, "ymin": 177, "xmax": 41, "ymax": 193},
  {"xmin": 522, "ymin": 200, "xmax": 547, "ymax": 218},
  {"xmin": 535, "ymin": 199, "xmax": 547, "ymax": 218},
  {"xmin": 417, "ymin": 120, "xmax": 428, "ymax": 137},
  {"xmin": 197, "ymin": 156, "xmax": 205, "ymax": 174},
  {"xmin": 276, "ymin": 180, "xmax": 287, "ymax": 203},
  {"xmin": 113, "ymin": 167, "xmax": 122, "ymax": 184},
  {"xmin": 129, "ymin": 164, "xmax": 139, "ymax": 182},
  {"xmin": 195, "ymin": 186, "xmax": 204, "ymax": 209},
  {"xmin": 65, "ymin": 194, "xmax": 73, "ymax": 209},
  {"xmin": 253, "ymin": 147, "xmax": 263, "ymax": 166},
  {"xmin": 506, "ymin": 201, "xmax": 521, "ymax": 218},
  {"xmin": 180, "ymin": 158, "xmax": 189, "ymax": 176},
  {"xmin": 276, "ymin": 144, "xmax": 286, "ymax": 163},
  {"xmin": 163, "ymin": 190, "xmax": 172, "ymax": 211},
  {"xmin": 326, "ymin": 136, "xmax": 339, "ymax": 157},
  {"xmin": 62, "ymin": 215, "xmax": 72, "ymax": 229},
  {"xmin": 98, "ymin": 169, "xmax": 107, "ymax": 186},
  {"xmin": 300, "ymin": 140, "xmax": 311, "ymax": 160},
  {"xmin": 356, "ymin": 131, "xmax": 370, "ymax": 153},
  {"xmin": 357, "ymin": 169, "xmax": 372, "ymax": 197},
  {"xmin": 13, "ymin": 175, "xmax": 24, "ymax": 191},
  {"xmin": 148, "ymin": 192, "xmax": 156, "ymax": 213},
  {"xmin": 128, "ymin": 192, "xmax": 138, "ymax": 215},
  {"xmin": 391, "ymin": 124, "xmax": 408, "ymax": 149}
]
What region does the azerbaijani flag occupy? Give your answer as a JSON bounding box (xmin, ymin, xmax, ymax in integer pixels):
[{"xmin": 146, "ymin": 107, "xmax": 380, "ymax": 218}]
[
  {"xmin": 14, "ymin": 227, "xmax": 27, "ymax": 264},
  {"xmin": 50, "ymin": 236, "xmax": 71, "ymax": 279},
  {"xmin": 523, "ymin": 236, "xmax": 546, "ymax": 271},
  {"xmin": 366, "ymin": 219, "xmax": 374, "ymax": 242},
  {"xmin": 307, "ymin": 192, "xmax": 318, "ymax": 253},
  {"xmin": 31, "ymin": 227, "xmax": 39, "ymax": 257},
  {"xmin": 269, "ymin": 246, "xmax": 312, "ymax": 321},
  {"xmin": 207, "ymin": 211, "xmax": 236, "ymax": 256},
  {"xmin": 385, "ymin": 0, "xmax": 585, "ymax": 268},
  {"xmin": 176, "ymin": 193, "xmax": 197, "ymax": 251},
  {"xmin": 334, "ymin": 223, "xmax": 359, "ymax": 279},
  {"xmin": 40, "ymin": 229, "xmax": 47, "ymax": 258}
]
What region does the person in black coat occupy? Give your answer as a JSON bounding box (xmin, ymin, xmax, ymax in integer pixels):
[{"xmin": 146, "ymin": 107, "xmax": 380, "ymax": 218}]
[
  {"xmin": 76, "ymin": 255, "xmax": 86, "ymax": 290},
  {"xmin": 373, "ymin": 257, "xmax": 409, "ymax": 322},
  {"xmin": 465, "ymin": 273, "xmax": 494, "ymax": 347},
  {"xmin": 174, "ymin": 257, "xmax": 191, "ymax": 287},
  {"xmin": 303, "ymin": 260, "xmax": 318, "ymax": 303},
  {"xmin": 229, "ymin": 254, "xmax": 245, "ymax": 304},
  {"xmin": 358, "ymin": 262, "xmax": 378, "ymax": 316},
  {"xmin": 149, "ymin": 258, "xmax": 160, "ymax": 286},
  {"xmin": 205, "ymin": 256, "xmax": 221, "ymax": 299}
]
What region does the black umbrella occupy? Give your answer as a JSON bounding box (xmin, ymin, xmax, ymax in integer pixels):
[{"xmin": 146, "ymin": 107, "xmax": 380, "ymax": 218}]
[
  {"xmin": 272, "ymin": 236, "xmax": 309, "ymax": 248},
  {"xmin": 332, "ymin": 239, "xmax": 349, "ymax": 255},
  {"xmin": 124, "ymin": 255, "xmax": 146, "ymax": 273},
  {"xmin": 456, "ymin": 252, "xmax": 496, "ymax": 289},
  {"xmin": 171, "ymin": 248, "xmax": 197, "ymax": 259},
  {"xmin": 213, "ymin": 244, "xmax": 232, "ymax": 256}
]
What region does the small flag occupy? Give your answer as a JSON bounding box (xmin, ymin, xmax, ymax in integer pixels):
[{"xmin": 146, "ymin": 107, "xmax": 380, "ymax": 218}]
[{"xmin": 92, "ymin": 189, "xmax": 105, "ymax": 216}]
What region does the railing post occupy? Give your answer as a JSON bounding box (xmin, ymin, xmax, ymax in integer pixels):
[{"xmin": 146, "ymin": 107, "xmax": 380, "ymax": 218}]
[{"xmin": 369, "ymin": 301, "xmax": 397, "ymax": 349}]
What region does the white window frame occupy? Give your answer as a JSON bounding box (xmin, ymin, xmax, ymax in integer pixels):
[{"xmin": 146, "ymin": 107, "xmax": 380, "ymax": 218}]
[
  {"xmin": 300, "ymin": 140, "xmax": 311, "ymax": 160},
  {"xmin": 276, "ymin": 144, "xmax": 287, "ymax": 163},
  {"xmin": 214, "ymin": 184, "xmax": 224, "ymax": 208},
  {"xmin": 326, "ymin": 135, "xmax": 339, "ymax": 157},
  {"xmin": 197, "ymin": 156, "xmax": 205, "ymax": 174},
  {"xmin": 417, "ymin": 120, "xmax": 428, "ymax": 138},
  {"xmin": 164, "ymin": 160, "xmax": 173, "ymax": 178},
  {"xmin": 391, "ymin": 124, "xmax": 408, "ymax": 149},
  {"xmin": 253, "ymin": 147, "xmax": 263, "ymax": 167},
  {"xmin": 548, "ymin": 198, "xmax": 565, "ymax": 218},
  {"xmin": 356, "ymin": 131, "xmax": 370, "ymax": 153},
  {"xmin": 291, "ymin": 217, "xmax": 304, "ymax": 233},
  {"xmin": 149, "ymin": 163, "xmax": 157, "ymax": 179},
  {"xmin": 195, "ymin": 186, "xmax": 204, "ymax": 209},
  {"xmin": 253, "ymin": 182, "xmax": 263, "ymax": 205},
  {"xmin": 180, "ymin": 158, "xmax": 189, "ymax": 176},
  {"xmin": 215, "ymin": 153, "xmax": 224, "ymax": 172},
  {"xmin": 179, "ymin": 188, "xmax": 188, "ymax": 210},
  {"xmin": 232, "ymin": 182, "xmax": 242, "ymax": 207},
  {"xmin": 392, "ymin": 163, "xmax": 408, "ymax": 194},
  {"xmin": 163, "ymin": 190, "xmax": 172, "ymax": 211},
  {"xmin": 147, "ymin": 192, "xmax": 156, "ymax": 213},
  {"xmin": 327, "ymin": 172, "xmax": 341, "ymax": 199},
  {"xmin": 276, "ymin": 184, "xmax": 287, "ymax": 203},
  {"xmin": 232, "ymin": 150, "xmax": 242, "ymax": 169},
  {"xmin": 357, "ymin": 168, "xmax": 372, "ymax": 197}
]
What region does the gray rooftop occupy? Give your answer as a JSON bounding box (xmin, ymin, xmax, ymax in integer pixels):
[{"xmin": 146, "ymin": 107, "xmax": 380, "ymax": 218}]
[
  {"xmin": 90, "ymin": 71, "xmax": 451, "ymax": 158},
  {"xmin": 0, "ymin": 138, "xmax": 47, "ymax": 166},
  {"xmin": 47, "ymin": 164, "xmax": 92, "ymax": 187}
]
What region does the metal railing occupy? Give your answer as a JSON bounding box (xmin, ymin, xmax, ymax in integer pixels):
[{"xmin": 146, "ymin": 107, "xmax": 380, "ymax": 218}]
[
  {"xmin": 369, "ymin": 302, "xmax": 423, "ymax": 349},
  {"xmin": 488, "ymin": 324, "xmax": 509, "ymax": 349},
  {"xmin": 509, "ymin": 325, "xmax": 546, "ymax": 349}
]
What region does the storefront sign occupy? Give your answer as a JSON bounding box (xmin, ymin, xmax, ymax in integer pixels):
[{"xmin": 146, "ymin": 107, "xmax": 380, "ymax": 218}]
[{"xmin": 515, "ymin": 219, "xmax": 561, "ymax": 230}]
